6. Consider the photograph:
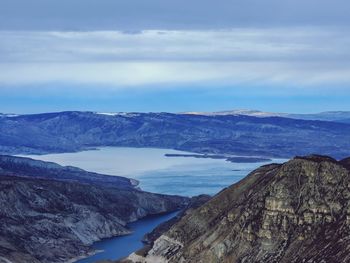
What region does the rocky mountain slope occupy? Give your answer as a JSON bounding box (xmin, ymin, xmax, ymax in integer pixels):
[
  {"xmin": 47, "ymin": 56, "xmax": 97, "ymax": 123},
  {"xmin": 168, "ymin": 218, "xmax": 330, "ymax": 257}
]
[
  {"xmin": 0, "ymin": 155, "xmax": 136, "ymax": 188},
  {"xmin": 142, "ymin": 194, "xmax": 212, "ymax": 245},
  {"xmin": 1, "ymin": 111, "xmax": 350, "ymax": 158},
  {"xmin": 123, "ymin": 155, "xmax": 350, "ymax": 263},
  {"xmin": 0, "ymin": 155, "xmax": 188, "ymax": 263}
]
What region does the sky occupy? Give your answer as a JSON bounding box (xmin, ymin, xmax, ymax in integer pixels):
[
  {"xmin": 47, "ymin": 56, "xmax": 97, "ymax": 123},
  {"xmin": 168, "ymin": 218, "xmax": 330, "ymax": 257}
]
[{"xmin": 0, "ymin": 0, "xmax": 350, "ymax": 114}]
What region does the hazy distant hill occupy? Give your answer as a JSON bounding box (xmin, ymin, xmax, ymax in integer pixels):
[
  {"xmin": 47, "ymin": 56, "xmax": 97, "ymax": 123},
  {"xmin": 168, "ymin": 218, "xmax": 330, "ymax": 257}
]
[
  {"xmin": 0, "ymin": 111, "xmax": 350, "ymax": 158},
  {"xmin": 186, "ymin": 109, "xmax": 350, "ymax": 123},
  {"xmin": 288, "ymin": 111, "xmax": 350, "ymax": 123}
]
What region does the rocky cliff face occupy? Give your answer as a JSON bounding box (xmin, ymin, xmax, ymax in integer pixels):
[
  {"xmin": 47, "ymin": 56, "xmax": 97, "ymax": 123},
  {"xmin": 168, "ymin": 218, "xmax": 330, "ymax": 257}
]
[
  {"xmin": 142, "ymin": 195, "xmax": 212, "ymax": 245},
  {"xmin": 124, "ymin": 155, "xmax": 350, "ymax": 263},
  {"xmin": 0, "ymin": 156, "xmax": 188, "ymax": 263}
]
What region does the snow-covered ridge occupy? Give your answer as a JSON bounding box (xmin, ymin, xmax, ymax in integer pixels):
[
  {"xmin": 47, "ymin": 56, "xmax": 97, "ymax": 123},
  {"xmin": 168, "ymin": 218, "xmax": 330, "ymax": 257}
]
[
  {"xmin": 95, "ymin": 112, "xmax": 122, "ymax": 116},
  {"xmin": 0, "ymin": 113, "xmax": 20, "ymax": 118},
  {"xmin": 94, "ymin": 112, "xmax": 140, "ymax": 117},
  {"xmin": 183, "ymin": 109, "xmax": 284, "ymax": 118}
]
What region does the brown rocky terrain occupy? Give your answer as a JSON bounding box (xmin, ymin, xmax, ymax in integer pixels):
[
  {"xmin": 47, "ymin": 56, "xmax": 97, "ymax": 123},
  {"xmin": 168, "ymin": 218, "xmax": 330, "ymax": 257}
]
[{"xmin": 122, "ymin": 155, "xmax": 350, "ymax": 263}]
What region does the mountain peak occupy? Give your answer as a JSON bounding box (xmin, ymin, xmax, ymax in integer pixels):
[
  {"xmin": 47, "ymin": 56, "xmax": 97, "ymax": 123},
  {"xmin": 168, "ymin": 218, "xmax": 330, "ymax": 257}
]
[
  {"xmin": 127, "ymin": 156, "xmax": 350, "ymax": 263},
  {"xmin": 294, "ymin": 154, "xmax": 338, "ymax": 163}
]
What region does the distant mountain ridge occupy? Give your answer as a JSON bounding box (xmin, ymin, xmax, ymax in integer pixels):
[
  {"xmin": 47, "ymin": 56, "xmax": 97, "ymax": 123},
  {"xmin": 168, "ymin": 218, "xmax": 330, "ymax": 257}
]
[
  {"xmin": 184, "ymin": 109, "xmax": 350, "ymax": 123},
  {"xmin": 0, "ymin": 111, "xmax": 350, "ymax": 158},
  {"xmin": 184, "ymin": 109, "xmax": 280, "ymax": 117}
]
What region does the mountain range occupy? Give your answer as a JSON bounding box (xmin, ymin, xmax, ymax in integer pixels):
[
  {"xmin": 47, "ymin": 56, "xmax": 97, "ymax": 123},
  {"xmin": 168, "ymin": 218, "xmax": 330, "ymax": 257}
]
[
  {"xmin": 184, "ymin": 109, "xmax": 350, "ymax": 123},
  {"xmin": 0, "ymin": 111, "xmax": 350, "ymax": 159},
  {"xmin": 1, "ymin": 110, "xmax": 350, "ymax": 262}
]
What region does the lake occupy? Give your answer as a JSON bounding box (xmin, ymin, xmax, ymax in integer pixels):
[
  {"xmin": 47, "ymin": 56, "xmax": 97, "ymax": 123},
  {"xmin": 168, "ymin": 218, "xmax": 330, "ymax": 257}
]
[
  {"xmin": 22, "ymin": 147, "xmax": 285, "ymax": 196},
  {"xmin": 22, "ymin": 147, "xmax": 286, "ymax": 262}
]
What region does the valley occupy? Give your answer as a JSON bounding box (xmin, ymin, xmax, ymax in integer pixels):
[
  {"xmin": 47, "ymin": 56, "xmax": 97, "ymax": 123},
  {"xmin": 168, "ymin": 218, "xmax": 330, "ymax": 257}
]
[
  {"xmin": 0, "ymin": 111, "xmax": 348, "ymax": 263},
  {"xmin": 2, "ymin": 0, "xmax": 349, "ymax": 261}
]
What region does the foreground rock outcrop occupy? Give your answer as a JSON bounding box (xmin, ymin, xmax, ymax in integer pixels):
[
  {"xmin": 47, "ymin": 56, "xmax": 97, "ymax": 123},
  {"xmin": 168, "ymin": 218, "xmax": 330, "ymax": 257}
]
[
  {"xmin": 142, "ymin": 195, "xmax": 211, "ymax": 246},
  {"xmin": 124, "ymin": 155, "xmax": 350, "ymax": 263},
  {"xmin": 0, "ymin": 155, "xmax": 188, "ymax": 263}
]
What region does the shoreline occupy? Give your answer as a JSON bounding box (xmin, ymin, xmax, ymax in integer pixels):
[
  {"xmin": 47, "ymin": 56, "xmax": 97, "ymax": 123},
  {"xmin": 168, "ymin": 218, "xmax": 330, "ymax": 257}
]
[
  {"xmin": 13, "ymin": 146, "xmax": 277, "ymax": 161},
  {"xmin": 164, "ymin": 153, "xmax": 272, "ymax": 163},
  {"xmin": 66, "ymin": 250, "xmax": 101, "ymax": 263},
  {"xmin": 72, "ymin": 210, "xmax": 180, "ymax": 263},
  {"xmin": 70, "ymin": 210, "xmax": 181, "ymax": 263}
]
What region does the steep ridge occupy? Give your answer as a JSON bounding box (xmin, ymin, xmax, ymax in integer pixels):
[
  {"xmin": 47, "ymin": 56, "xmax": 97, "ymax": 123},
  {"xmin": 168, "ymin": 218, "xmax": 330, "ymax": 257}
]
[
  {"xmin": 124, "ymin": 155, "xmax": 350, "ymax": 263},
  {"xmin": 0, "ymin": 156, "xmax": 188, "ymax": 263},
  {"xmin": 0, "ymin": 155, "xmax": 136, "ymax": 188},
  {"xmin": 1, "ymin": 111, "xmax": 350, "ymax": 158}
]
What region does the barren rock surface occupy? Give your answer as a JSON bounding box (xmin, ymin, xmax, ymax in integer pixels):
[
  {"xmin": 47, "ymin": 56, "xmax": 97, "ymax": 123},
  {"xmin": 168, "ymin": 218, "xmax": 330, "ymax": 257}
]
[
  {"xmin": 0, "ymin": 156, "xmax": 188, "ymax": 263},
  {"xmin": 124, "ymin": 155, "xmax": 350, "ymax": 263}
]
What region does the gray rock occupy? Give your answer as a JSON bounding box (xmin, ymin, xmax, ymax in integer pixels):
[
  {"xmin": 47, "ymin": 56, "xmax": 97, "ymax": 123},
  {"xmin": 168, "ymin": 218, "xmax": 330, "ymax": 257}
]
[
  {"xmin": 0, "ymin": 156, "xmax": 188, "ymax": 263},
  {"xmin": 129, "ymin": 155, "xmax": 350, "ymax": 263}
]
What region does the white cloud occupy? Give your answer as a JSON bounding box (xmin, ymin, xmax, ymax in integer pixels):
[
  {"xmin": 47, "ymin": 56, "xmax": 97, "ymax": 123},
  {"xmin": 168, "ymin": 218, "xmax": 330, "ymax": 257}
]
[{"xmin": 0, "ymin": 28, "xmax": 350, "ymax": 87}]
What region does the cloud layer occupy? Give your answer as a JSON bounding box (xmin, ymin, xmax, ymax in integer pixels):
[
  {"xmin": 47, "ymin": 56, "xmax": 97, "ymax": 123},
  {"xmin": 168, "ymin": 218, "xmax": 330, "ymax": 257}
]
[{"xmin": 1, "ymin": 28, "xmax": 350, "ymax": 87}]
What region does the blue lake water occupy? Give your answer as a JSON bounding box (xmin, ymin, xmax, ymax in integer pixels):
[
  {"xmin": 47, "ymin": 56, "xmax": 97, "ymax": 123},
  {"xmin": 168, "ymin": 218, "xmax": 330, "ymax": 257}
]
[
  {"xmin": 22, "ymin": 147, "xmax": 285, "ymax": 196},
  {"xmin": 22, "ymin": 147, "xmax": 286, "ymax": 262}
]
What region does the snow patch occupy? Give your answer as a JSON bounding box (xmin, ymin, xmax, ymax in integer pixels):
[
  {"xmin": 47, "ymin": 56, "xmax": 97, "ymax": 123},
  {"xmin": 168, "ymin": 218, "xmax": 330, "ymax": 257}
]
[{"xmin": 94, "ymin": 112, "xmax": 140, "ymax": 117}]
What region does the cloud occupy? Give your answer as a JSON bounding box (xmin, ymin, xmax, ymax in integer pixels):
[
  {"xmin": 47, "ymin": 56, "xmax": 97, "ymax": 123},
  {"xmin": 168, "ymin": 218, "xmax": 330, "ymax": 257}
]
[
  {"xmin": 0, "ymin": 28, "xmax": 350, "ymax": 87},
  {"xmin": 2, "ymin": 29, "xmax": 350, "ymax": 63}
]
